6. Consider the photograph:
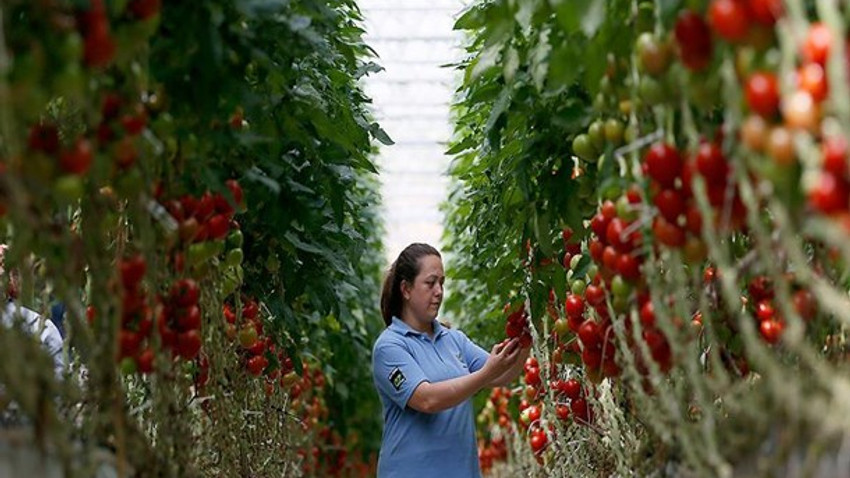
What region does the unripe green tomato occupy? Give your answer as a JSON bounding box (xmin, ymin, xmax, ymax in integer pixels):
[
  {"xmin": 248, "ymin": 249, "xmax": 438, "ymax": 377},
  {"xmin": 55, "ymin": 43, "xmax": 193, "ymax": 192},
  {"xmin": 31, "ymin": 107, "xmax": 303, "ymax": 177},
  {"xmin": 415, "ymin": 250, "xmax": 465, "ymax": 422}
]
[
  {"xmin": 616, "ymin": 195, "xmax": 639, "ymax": 221},
  {"xmin": 59, "ymin": 33, "xmax": 84, "ymax": 63},
  {"xmin": 588, "ymin": 120, "xmax": 606, "ymax": 151},
  {"xmin": 572, "ymin": 134, "xmax": 597, "ymax": 161},
  {"xmin": 54, "ymin": 175, "xmax": 85, "ymax": 203},
  {"xmin": 593, "ymin": 93, "xmax": 607, "ymax": 111},
  {"xmin": 587, "ymin": 264, "xmax": 599, "ymax": 280},
  {"xmin": 227, "ymin": 229, "xmax": 244, "ymax": 248},
  {"xmin": 571, "ymin": 279, "xmax": 587, "ymax": 296},
  {"xmin": 225, "ymin": 248, "xmax": 243, "ymax": 267},
  {"xmin": 611, "ymin": 275, "xmax": 632, "ymax": 298},
  {"xmin": 120, "ymin": 357, "xmax": 137, "ymax": 375},
  {"xmin": 604, "ymin": 118, "xmax": 625, "ymax": 146},
  {"xmin": 266, "ymin": 254, "xmax": 280, "ymax": 273},
  {"xmin": 602, "ymin": 183, "xmax": 622, "ymax": 201},
  {"xmin": 639, "ymin": 75, "xmax": 665, "ymax": 106},
  {"xmin": 624, "ymin": 124, "xmax": 638, "ymax": 144},
  {"xmin": 612, "ymin": 294, "xmax": 630, "ymax": 313}
]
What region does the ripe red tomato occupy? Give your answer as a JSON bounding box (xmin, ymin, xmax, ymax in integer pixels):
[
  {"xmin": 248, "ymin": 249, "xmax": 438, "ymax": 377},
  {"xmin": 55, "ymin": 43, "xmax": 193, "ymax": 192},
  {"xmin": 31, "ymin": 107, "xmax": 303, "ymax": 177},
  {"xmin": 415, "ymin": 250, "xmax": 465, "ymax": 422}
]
[
  {"xmin": 171, "ymin": 278, "xmax": 200, "ymax": 307},
  {"xmin": 581, "ymin": 346, "xmax": 602, "ymax": 369},
  {"xmin": 606, "ymin": 217, "xmax": 634, "ymax": 253},
  {"xmin": 792, "ymin": 289, "xmax": 817, "ymax": 321},
  {"xmin": 176, "ymin": 305, "xmax": 202, "ymax": 331},
  {"xmin": 242, "ymin": 300, "xmax": 260, "ymax": 320},
  {"xmin": 709, "ymin": 0, "xmax": 751, "ymax": 42},
  {"xmin": 120, "ymin": 254, "xmax": 147, "ymax": 289},
  {"xmin": 616, "ymin": 253, "xmax": 641, "ymax": 282},
  {"xmin": 565, "ymin": 294, "xmax": 585, "ymax": 319},
  {"xmin": 652, "ymin": 216, "xmax": 686, "ymax": 248},
  {"xmin": 555, "ymin": 404, "xmax": 570, "ymax": 421},
  {"xmin": 809, "ymin": 172, "xmax": 850, "ymax": 214},
  {"xmin": 755, "ymin": 300, "xmax": 775, "ymax": 322},
  {"xmin": 803, "ymin": 23, "xmax": 831, "ymax": 65},
  {"xmin": 654, "ymin": 189, "xmax": 686, "ymax": 223},
  {"xmin": 675, "ymin": 11, "xmax": 713, "ymax": 71},
  {"xmin": 759, "ymin": 319, "xmax": 784, "ymax": 344},
  {"xmin": 562, "ymin": 378, "xmax": 582, "ymax": 400},
  {"xmin": 28, "ymin": 124, "xmax": 60, "ymax": 154},
  {"xmin": 747, "ymin": 0, "xmax": 782, "ymax": 25},
  {"xmin": 176, "ymin": 330, "xmax": 202, "ymax": 359},
  {"xmin": 571, "ymin": 397, "xmax": 591, "ymax": 423},
  {"xmin": 84, "ymin": 31, "xmax": 116, "ymax": 68},
  {"xmin": 645, "ymin": 142, "xmax": 683, "ymax": 188},
  {"xmin": 695, "ymin": 142, "xmax": 729, "ymax": 186},
  {"xmin": 584, "ymin": 284, "xmax": 605, "ymax": 306},
  {"xmin": 247, "ymin": 355, "xmax": 269, "ymax": 376},
  {"xmin": 119, "ymin": 330, "xmax": 142, "ymax": 358},
  {"xmin": 136, "ymin": 348, "xmax": 155, "ymax": 374},
  {"xmin": 745, "ymin": 72, "xmax": 780, "ymax": 117},
  {"xmin": 578, "ymin": 320, "xmax": 601, "ymax": 348},
  {"xmin": 207, "ymin": 214, "xmax": 230, "ymax": 240},
  {"xmin": 529, "ymin": 429, "xmax": 547, "ymax": 453},
  {"xmin": 640, "ymin": 301, "xmax": 656, "ymax": 327},
  {"xmin": 226, "ymin": 179, "xmax": 245, "ymax": 208},
  {"xmin": 59, "ymin": 138, "xmax": 94, "ymax": 175},
  {"xmin": 822, "ymin": 135, "xmax": 848, "ymax": 177},
  {"xmin": 797, "ymin": 63, "xmax": 828, "ymax": 103}
]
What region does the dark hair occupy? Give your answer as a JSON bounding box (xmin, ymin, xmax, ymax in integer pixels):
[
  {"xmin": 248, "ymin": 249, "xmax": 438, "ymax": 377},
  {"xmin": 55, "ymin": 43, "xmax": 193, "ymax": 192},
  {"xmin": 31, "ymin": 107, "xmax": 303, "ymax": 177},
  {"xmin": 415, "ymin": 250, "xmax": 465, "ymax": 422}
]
[{"xmin": 380, "ymin": 243, "xmax": 441, "ymax": 326}]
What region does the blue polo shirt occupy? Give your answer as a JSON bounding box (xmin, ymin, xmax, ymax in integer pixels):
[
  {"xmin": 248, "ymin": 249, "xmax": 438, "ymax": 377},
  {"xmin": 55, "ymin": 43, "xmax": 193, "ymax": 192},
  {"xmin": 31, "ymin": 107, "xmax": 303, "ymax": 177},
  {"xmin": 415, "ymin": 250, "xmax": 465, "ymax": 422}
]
[{"xmin": 372, "ymin": 317, "xmax": 490, "ymax": 478}]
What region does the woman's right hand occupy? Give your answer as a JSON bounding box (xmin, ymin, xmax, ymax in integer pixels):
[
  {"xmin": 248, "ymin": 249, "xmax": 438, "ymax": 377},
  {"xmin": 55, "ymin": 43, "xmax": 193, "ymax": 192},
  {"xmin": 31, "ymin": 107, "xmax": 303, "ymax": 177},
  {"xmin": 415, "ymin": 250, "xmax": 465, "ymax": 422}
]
[{"xmin": 481, "ymin": 338, "xmax": 522, "ymax": 380}]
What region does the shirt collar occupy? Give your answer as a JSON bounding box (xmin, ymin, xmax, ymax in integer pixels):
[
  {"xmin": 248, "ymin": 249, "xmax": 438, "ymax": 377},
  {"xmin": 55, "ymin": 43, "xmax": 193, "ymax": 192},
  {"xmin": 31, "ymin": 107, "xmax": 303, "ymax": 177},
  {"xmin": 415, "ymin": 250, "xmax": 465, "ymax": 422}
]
[{"xmin": 390, "ymin": 316, "xmax": 447, "ymax": 339}]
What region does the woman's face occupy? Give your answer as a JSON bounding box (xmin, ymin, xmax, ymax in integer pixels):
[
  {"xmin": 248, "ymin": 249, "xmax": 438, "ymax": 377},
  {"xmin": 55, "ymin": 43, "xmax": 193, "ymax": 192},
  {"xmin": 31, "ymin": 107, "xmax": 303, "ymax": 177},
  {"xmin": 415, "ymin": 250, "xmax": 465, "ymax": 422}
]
[{"xmin": 402, "ymin": 255, "xmax": 445, "ymax": 323}]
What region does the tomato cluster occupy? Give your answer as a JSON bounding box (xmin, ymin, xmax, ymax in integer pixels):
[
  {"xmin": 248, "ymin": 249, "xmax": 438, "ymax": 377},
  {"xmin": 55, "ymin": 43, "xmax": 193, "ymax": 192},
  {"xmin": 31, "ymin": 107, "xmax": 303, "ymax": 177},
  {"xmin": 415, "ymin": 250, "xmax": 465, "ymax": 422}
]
[
  {"xmin": 157, "ymin": 278, "xmax": 203, "ymax": 360},
  {"xmin": 116, "ymin": 253, "xmax": 155, "ymax": 374},
  {"xmin": 504, "ymin": 303, "xmax": 532, "ymax": 347}
]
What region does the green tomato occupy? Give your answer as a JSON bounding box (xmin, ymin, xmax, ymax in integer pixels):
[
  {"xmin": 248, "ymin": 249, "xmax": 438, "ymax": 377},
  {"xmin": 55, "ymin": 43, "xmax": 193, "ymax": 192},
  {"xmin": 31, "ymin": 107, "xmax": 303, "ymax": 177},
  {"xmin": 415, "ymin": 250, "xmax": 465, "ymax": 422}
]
[
  {"xmin": 571, "ymin": 279, "xmax": 587, "ymax": 296},
  {"xmin": 616, "ymin": 195, "xmax": 639, "ymax": 222},
  {"xmin": 612, "ymin": 294, "xmax": 630, "ymax": 314},
  {"xmin": 587, "ymin": 264, "xmax": 599, "ymax": 281},
  {"xmin": 225, "ymin": 248, "xmax": 243, "ymax": 267},
  {"xmin": 639, "ymin": 76, "xmax": 665, "ymax": 106},
  {"xmin": 572, "ymin": 134, "xmax": 597, "ymax": 161},
  {"xmin": 611, "ymin": 275, "xmax": 632, "ymax": 298},
  {"xmin": 54, "ymin": 175, "xmax": 85, "ymax": 203},
  {"xmin": 604, "ymin": 118, "xmax": 625, "ymax": 146},
  {"xmin": 587, "ymin": 120, "xmax": 606, "ymax": 151},
  {"xmin": 266, "ymin": 254, "xmax": 280, "ymax": 273},
  {"xmin": 227, "ymin": 229, "xmax": 244, "ymax": 248},
  {"xmin": 120, "ymin": 357, "xmax": 137, "ymax": 376},
  {"xmin": 624, "ymin": 124, "xmax": 638, "ymax": 144}
]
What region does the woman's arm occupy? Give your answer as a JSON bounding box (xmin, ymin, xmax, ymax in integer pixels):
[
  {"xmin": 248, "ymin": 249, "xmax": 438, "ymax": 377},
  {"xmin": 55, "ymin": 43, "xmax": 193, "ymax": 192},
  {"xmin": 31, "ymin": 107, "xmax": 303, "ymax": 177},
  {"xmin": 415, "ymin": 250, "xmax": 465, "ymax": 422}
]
[{"xmin": 407, "ymin": 339, "xmax": 522, "ymax": 413}]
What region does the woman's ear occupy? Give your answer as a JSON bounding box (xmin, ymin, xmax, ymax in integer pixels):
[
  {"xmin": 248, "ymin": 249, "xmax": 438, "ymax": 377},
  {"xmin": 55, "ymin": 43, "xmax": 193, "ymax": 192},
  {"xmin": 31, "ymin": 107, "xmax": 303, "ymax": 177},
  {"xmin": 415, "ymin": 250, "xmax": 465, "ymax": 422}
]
[{"xmin": 400, "ymin": 280, "xmax": 411, "ymax": 301}]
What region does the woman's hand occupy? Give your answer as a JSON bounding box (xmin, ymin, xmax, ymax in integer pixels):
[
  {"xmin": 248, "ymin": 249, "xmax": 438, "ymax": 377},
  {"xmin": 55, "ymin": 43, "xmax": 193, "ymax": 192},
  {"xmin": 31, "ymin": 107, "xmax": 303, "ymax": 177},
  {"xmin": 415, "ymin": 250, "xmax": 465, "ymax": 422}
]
[{"xmin": 480, "ymin": 338, "xmax": 523, "ymax": 381}]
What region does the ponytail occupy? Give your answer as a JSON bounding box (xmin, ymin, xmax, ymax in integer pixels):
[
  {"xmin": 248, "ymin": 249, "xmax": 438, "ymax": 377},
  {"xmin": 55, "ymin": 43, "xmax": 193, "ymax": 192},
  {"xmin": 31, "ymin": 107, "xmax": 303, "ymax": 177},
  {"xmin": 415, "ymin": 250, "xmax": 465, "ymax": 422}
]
[{"xmin": 380, "ymin": 243, "xmax": 440, "ymax": 327}]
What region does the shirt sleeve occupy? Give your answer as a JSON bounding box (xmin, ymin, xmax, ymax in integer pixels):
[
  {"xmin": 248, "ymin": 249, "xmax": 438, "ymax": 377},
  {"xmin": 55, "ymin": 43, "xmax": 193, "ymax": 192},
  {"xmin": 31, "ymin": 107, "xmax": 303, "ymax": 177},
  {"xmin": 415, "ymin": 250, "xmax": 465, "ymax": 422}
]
[
  {"xmin": 455, "ymin": 330, "xmax": 490, "ymax": 373},
  {"xmin": 38, "ymin": 320, "xmax": 65, "ymax": 378},
  {"xmin": 372, "ymin": 341, "xmax": 429, "ymax": 410}
]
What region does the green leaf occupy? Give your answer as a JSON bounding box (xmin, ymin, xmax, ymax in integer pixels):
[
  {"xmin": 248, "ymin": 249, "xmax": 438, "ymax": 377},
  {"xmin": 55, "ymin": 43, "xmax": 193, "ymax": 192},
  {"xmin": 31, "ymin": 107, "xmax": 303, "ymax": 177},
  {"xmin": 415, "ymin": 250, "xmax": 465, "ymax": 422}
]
[
  {"xmin": 369, "ymin": 122, "xmax": 394, "ymax": 146},
  {"xmin": 551, "ymin": 0, "xmax": 606, "ymax": 37},
  {"xmin": 454, "ymin": 4, "xmax": 487, "ymax": 30}
]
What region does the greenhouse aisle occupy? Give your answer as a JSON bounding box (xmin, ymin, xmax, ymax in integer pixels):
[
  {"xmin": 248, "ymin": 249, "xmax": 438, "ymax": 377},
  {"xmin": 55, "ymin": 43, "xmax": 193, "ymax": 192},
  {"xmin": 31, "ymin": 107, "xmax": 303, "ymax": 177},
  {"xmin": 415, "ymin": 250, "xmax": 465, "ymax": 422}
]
[{"xmin": 360, "ymin": 0, "xmax": 469, "ymax": 265}]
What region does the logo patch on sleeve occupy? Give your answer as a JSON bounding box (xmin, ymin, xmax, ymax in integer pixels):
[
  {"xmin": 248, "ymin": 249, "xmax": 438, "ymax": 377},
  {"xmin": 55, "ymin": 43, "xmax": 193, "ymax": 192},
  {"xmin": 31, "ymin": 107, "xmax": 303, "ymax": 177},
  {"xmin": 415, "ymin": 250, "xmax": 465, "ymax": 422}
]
[{"xmin": 389, "ymin": 367, "xmax": 406, "ymax": 391}]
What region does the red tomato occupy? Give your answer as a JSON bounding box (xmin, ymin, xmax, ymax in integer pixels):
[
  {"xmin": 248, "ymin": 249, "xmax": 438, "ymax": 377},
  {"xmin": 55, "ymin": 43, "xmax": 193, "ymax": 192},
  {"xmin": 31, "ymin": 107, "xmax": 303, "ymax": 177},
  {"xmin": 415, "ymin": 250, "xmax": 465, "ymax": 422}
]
[
  {"xmin": 747, "ymin": 0, "xmax": 782, "ymax": 25},
  {"xmin": 171, "ymin": 278, "xmax": 200, "ymax": 307},
  {"xmin": 803, "ymin": 23, "xmax": 831, "ymax": 65},
  {"xmin": 675, "ymin": 11, "xmax": 713, "ymax": 71},
  {"xmin": 176, "ymin": 330, "xmax": 203, "ymax": 359},
  {"xmin": 654, "ymin": 188, "xmax": 686, "ymax": 223},
  {"xmin": 809, "ymin": 172, "xmax": 850, "ymax": 214},
  {"xmin": 119, "ymin": 254, "xmax": 147, "ymax": 289},
  {"xmin": 709, "ymin": 0, "xmax": 751, "ymax": 42},
  {"xmin": 59, "ymin": 138, "xmax": 94, "ymax": 175},
  {"xmin": 746, "ymin": 72, "xmax": 780, "ymax": 117},
  {"xmin": 645, "ymin": 142, "xmax": 683, "ymax": 188},
  {"xmin": 797, "ymin": 63, "xmax": 828, "ymax": 102},
  {"xmin": 695, "ymin": 142, "xmax": 730, "ymax": 186},
  {"xmin": 565, "ymin": 294, "xmax": 585, "ymax": 319},
  {"xmin": 822, "ymin": 135, "xmax": 848, "ymax": 177}
]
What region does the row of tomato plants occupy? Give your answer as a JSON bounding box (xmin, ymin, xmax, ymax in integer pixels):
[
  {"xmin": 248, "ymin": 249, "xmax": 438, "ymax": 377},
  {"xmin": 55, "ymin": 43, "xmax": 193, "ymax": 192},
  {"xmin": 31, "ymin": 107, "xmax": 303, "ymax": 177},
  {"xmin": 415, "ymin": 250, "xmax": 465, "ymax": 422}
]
[
  {"xmin": 446, "ymin": 0, "xmax": 850, "ymax": 476},
  {"xmin": 0, "ymin": 1, "xmax": 387, "ymax": 476}
]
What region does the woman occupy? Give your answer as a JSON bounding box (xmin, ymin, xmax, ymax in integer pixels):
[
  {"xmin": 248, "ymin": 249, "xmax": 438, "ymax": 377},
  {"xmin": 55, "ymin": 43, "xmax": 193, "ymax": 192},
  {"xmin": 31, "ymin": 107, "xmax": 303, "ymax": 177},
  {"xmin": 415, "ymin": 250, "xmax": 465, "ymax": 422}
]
[{"xmin": 372, "ymin": 243, "xmax": 530, "ymax": 477}]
